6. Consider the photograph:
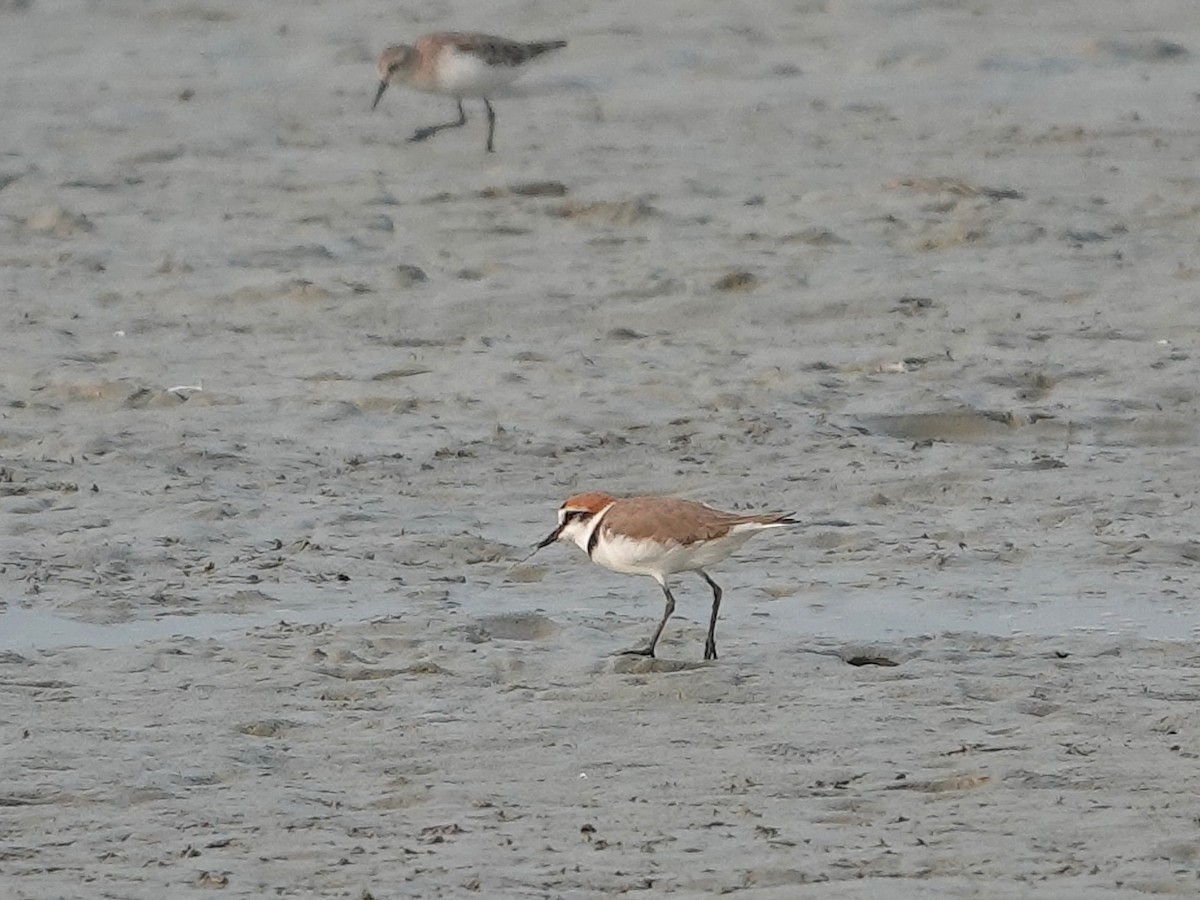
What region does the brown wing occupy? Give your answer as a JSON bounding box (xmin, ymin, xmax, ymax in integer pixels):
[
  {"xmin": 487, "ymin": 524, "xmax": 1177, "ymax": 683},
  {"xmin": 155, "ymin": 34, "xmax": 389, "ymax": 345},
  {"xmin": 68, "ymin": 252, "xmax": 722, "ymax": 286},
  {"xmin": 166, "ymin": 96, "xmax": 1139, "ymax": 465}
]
[
  {"xmin": 600, "ymin": 497, "xmax": 794, "ymax": 546},
  {"xmin": 433, "ymin": 32, "xmax": 566, "ymax": 66}
]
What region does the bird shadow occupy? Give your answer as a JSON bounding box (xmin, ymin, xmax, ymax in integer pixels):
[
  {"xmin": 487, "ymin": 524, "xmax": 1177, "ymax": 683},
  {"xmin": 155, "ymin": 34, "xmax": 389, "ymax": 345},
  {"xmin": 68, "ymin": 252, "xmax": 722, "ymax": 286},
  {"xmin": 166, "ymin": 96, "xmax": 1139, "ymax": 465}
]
[{"xmin": 605, "ymin": 656, "xmax": 711, "ymax": 674}]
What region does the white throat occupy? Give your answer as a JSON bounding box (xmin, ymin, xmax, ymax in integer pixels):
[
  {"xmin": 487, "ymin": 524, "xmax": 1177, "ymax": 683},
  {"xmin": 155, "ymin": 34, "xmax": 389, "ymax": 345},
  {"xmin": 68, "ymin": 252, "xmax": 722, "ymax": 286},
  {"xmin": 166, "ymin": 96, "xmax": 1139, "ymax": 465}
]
[{"xmin": 565, "ymin": 502, "xmax": 615, "ymax": 555}]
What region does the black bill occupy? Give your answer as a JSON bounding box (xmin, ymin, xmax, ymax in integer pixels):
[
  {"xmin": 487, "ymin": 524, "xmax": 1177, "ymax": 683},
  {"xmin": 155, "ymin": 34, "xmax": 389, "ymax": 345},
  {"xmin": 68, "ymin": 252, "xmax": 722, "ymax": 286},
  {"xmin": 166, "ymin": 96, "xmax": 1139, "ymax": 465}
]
[
  {"xmin": 371, "ymin": 80, "xmax": 388, "ymax": 110},
  {"xmin": 534, "ymin": 523, "xmax": 564, "ymax": 550}
]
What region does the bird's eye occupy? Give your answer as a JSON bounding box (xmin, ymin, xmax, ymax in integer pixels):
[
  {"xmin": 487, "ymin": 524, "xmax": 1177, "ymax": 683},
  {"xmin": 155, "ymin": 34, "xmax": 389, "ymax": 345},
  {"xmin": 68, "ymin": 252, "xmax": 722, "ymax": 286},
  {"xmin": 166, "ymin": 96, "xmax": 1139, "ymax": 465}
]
[{"xmin": 562, "ymin": 510, "xmax": 587, "ymax": 524}]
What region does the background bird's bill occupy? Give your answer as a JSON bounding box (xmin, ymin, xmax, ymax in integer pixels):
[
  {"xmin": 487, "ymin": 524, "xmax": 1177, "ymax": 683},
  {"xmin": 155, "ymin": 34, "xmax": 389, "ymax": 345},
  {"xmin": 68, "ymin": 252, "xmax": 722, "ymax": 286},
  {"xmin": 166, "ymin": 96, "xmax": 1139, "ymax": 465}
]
[{"xmin": 371, "ymin": 80, "xmax": 388, "ymax": 110}]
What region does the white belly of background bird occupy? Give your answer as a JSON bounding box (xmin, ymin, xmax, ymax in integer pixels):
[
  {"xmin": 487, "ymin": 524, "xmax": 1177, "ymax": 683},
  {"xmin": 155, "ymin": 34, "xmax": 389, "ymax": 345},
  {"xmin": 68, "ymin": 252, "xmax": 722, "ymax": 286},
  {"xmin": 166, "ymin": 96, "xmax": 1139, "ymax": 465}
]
[{"xmin": 432, "ymin": 49, "xmax": 525, "ymax": 97}]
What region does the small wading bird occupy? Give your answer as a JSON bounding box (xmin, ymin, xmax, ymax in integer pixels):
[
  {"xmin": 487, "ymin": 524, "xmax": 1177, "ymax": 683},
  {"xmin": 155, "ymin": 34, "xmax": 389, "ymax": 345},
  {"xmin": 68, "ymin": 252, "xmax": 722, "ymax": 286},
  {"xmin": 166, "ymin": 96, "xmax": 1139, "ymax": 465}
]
[
  {"xmin": 371, "ymin": 32, "xmax": 567, "ymax": 153},
  {"xmin": 530, "ymin": 492, "xmax": 798, "ymax": 661}
]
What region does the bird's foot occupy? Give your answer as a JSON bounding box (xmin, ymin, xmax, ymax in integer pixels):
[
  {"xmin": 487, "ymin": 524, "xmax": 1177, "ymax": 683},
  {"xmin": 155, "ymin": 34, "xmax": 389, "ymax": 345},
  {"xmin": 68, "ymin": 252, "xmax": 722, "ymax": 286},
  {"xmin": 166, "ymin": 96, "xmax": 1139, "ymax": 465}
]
[
  {"xmin": 617, "ymin": 646, "xmax": 655, "ymax": 658},
  {"xmin": 703, "ymin": 643, "xmax": 718, "ymax": 661}
]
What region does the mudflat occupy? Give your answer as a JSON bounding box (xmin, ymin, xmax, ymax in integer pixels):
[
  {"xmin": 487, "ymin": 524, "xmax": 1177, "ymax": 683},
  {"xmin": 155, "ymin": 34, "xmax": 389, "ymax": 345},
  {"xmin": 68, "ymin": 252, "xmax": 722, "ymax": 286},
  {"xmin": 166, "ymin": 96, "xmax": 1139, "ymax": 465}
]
[{"xmin": 2, "ymin": 0, "xmax": 1199, "ymax": 895}]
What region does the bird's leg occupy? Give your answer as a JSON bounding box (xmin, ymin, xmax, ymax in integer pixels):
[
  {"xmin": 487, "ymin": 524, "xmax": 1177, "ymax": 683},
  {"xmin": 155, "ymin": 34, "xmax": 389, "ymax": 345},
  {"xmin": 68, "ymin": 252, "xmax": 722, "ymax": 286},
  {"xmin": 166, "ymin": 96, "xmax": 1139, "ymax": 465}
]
[
  {"xmin": 408, "ymin": 99, "xmax": 468, "ymax": 143},
  {"xmin": 698, "ymin": 570, "xmax": 723, "ymax": 661},
  {"xmin": 483, "ymin": 98, "xmax": 497, "ymax": 153},
  {"xmin": 622, "ymin": 581, "xmax": 675, "ymax": 658}
]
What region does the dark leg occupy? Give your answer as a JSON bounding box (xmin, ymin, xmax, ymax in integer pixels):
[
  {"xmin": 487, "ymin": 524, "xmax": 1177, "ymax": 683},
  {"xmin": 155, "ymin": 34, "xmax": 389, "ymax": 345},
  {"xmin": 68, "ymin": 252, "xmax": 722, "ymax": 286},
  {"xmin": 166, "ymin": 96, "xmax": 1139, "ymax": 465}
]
[
  {"xmin": 698, "ymin": 571, "xmax": 723, "ymax": 661},
  {"xmin": 408, "ymin": 100, "xmax": 467, "ymax": 143},
  {"xmin": 483, "ymin": 98, "xmax": 496, "ymax": 153},
  {"xmin": 622, "ymin": 581, "xmax": 675, "ymax": 658}
]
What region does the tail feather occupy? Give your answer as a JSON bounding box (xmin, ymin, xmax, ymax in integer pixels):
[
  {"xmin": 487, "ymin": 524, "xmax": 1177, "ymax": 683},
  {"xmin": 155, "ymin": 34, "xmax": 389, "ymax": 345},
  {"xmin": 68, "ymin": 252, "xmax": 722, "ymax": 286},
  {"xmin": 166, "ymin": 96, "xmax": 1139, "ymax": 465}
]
[
  {"xmin": 728, "ymin": 512, "xmax": 798, "ymax": 533},
  {"xmin": 744, "ymin": 512, "xmax": 797, "ymax": 526},
  {"xmin": 527, "ymin": 39, "xmax": 568, "ymax": 57}
]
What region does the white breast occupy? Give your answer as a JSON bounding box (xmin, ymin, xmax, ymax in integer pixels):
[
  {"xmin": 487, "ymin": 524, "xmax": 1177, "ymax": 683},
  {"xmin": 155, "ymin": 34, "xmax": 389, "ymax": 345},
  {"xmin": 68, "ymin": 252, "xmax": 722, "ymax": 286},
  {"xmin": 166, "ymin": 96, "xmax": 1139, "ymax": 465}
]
[
  {"xmin": 591, "ymin": 531, "xmax": 758, "ymax": 579},
  {"xmin": 434, "ymin": 49, "xmax": 523, "ymax": 97}
]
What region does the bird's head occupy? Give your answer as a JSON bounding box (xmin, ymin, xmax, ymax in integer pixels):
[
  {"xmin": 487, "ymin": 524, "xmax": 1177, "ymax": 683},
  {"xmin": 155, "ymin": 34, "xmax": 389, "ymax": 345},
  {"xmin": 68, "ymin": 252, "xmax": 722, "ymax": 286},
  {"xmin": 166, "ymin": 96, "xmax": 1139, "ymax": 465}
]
[
  {"xmin": 534, "ymin": 492, "xmax": 617, "ymax": 552},
  {"xmin": 372, "ymin": 44, "xmax": 415, "ymax": 109}
]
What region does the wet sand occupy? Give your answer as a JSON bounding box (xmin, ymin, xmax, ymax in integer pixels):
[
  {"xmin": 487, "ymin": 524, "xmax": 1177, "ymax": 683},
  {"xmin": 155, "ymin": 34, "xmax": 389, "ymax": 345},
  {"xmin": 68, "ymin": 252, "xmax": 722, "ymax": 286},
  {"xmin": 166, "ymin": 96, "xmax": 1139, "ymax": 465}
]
[{"xmin": 3, "ymin": 0, "xmax": 1200, "ymax": 895}]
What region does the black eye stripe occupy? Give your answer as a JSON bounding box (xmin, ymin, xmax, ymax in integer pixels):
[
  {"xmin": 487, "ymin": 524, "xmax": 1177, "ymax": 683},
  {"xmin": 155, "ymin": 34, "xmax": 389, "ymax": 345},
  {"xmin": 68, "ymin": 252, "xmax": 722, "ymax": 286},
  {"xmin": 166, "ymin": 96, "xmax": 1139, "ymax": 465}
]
[{"xmin": 562, "ymin": 510, "xmax": 587, "ymax": 523}]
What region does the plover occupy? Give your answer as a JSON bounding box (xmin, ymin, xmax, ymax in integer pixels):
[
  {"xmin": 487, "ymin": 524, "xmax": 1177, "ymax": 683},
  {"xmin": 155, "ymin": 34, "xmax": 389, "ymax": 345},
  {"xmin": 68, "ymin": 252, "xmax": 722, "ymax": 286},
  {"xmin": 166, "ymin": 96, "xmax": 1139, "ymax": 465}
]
[
  {"xmin": 533, "ymin": 492, "xmax": 798, "ymax": 661},
  {"xmin": 371, "ymin": 32, "xmax": 567, "ymax": 152}
]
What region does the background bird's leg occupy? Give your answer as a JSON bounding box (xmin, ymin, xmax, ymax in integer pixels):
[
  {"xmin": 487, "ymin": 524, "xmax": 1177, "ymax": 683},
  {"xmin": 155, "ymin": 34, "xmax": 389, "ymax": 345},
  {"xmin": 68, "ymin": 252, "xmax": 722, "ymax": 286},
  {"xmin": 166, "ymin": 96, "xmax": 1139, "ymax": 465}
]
[
  {"xmin": 408, "ymin": 99, "xmax": 468, "ymax": 143},
  {"xmin": 483, "ymin": 98, "xmax": 497, "ymax": 152}
]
